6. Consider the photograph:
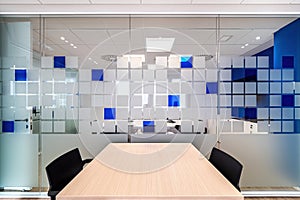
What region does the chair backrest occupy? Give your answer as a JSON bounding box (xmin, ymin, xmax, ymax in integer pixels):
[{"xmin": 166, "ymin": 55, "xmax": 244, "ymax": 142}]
[
  {"xmin": 46, "ymin": 148, "xmax": 84, "ymax": 191},
  {"xmin": 209, "ymin": 147, "xmax": 243, "ymax": 191}
]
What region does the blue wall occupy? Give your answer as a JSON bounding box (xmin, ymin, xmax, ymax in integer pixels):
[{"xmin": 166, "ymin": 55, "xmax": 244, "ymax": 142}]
[{"xmin": 254, "ymin": 46, "xmax": 274, "ymax": 69}]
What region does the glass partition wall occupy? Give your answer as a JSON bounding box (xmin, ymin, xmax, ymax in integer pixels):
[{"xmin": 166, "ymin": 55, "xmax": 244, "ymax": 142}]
[{"xmin": 0, "ymin": 15, "xmax": 299, "ymax": 196}]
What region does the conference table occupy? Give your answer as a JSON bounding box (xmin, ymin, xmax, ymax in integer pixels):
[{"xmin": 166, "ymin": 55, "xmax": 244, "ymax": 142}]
[{"xmin": 57, "ymin": 143, "xmax": 244, "ymax": 200}]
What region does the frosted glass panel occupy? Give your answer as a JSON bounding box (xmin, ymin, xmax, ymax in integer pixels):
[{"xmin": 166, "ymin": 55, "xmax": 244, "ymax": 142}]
[{"xmin": 233, "ymin": 82, "xmax": 244, "ymax": 94}]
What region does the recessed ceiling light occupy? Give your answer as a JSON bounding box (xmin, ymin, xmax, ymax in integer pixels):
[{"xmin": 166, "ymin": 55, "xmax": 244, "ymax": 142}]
[
  {"xmin": 70, "ymin": 43, "xmax": 74, "ymax": 46},
  {"xmin": 241, "ymin": 46, "xmax": 245, "ymax": 49},
  {"xmin": 94, "ymin": 61, "xmax": 98, "ymax": 64},
  {"xmin": 146, "ymin": 37, "xmax": 175, "ymax": 52},
  {"xmin": 73, "ymin": 46, "xmax": 77, "ymax": 49},
  {"xmin": 65, "ymin": 40, "xmax": 69, "ymax": 43},
  {"xmin": 60, "ymin": 36, "xmax": 65, "ymax": 40},
  {"xmin": 88, "ymin": 57, "xmax": 92, "ymax": 60},
  {"xmin": 256, "ymin": 36, "xmax": 261, "ymax": 40},
  {"xmin": 219, "ymin": 35, "xmax": 233, "ymax": 42},
  {"xmin": 245, "ymin": 43, "xmax": 249, "ymax": 47}
]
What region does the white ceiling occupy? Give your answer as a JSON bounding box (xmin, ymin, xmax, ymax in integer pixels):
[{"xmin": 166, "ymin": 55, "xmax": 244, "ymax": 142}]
[{"xmin": 29, "ymin": 16, "xmax": 296, "ymax": 68}]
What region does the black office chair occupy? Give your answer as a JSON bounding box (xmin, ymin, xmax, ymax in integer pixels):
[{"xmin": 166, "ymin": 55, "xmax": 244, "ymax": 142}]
[
  {"xmin": 45, "ymin": 148, "xmax": 93, "ymax": 200},
  {"xmin": 209, "ymin": 147, "xmax": 243, "ymax": 191}
]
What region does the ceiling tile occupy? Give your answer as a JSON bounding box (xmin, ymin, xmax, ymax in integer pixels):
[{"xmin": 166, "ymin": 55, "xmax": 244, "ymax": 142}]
[
  {"xmin": 40, "ymin": 0, "xmax": 90, "ymax": 4},
  {"xmin": 0, "ymin": 0, "xmax": 40, "ymax": 4},
  {"xmin": 72, "ymin": 30, "xmax": 110, "ymax": 45},
  {"xmin": 46, "ymin": 30, "xmax": 84, "ymax": 45},
  {"xmin": 192, "ymin": 0, "xmax": 242, "ymax": 4},
  {"xmin": 290, "ymin": 0, "xmax": 300, "ymax": 3},
  {"xmin": 91, "ymin": 0, "xmax": 140, "ymax": 4},
  {"xmin": 142, "ymin": 0, "xmax": 191, "ymax": 4}
]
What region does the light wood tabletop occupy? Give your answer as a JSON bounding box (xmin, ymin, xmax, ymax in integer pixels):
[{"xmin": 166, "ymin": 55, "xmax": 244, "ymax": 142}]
[{"xmin": 57, "ymin": 143, "xmax": 244, "ymax": 200}]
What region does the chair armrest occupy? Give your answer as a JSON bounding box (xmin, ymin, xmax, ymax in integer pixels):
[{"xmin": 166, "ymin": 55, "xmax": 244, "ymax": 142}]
[
  {"xmin": 48, "ymin": 190, "xmax": 60, "ymax": 197},
  {"xmin": 82, "ymin": 158, "xmax": 93, "ymax": 165}
]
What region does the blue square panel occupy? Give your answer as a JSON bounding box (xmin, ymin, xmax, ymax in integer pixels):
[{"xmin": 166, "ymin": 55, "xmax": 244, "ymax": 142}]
[
  {"xmin": 244, "ymin": 69, "xmax": 257, "ymax": 82},
  {"xmin": 54, "ymin": 56, "xmax": 66, "ymax": 68},
  {"xmin": 143, "ymin": 121, "xmax": 155, "ymax": 132},
  {"xmin": 168, "ymin": 95, "xmax": 180, "ymax": 107},
  {"xmin": 245, "ymin": 108, "xmax": 257, "ymax": 120},
  {"xmin": 231, "ymin": 68, "xmax": 245, "ymax": 82},
  {"xmin": 282, "ymin": 56, "xmax": 294, "ymax": 68},
  {"xmin": 104, "ymin": 108, "xmax": 116, "ymax": 120},
  {"xmin": 181, "ymin": 56, "xmax": 193, "ymax": 68},
  {"xmin": 2, "ymin": 121, "xmax": 14, "ymax": 132},
  {"xmin": 206, "ymin": 82, "xmax": 218, "ymax": 94},
  {"xmin": 282, "ymin": 94, "xmax": 294, "ymax": 107},
  {"xmin": 231, "ymin": 107, "xmax": 245, "ymax": 119},
  {"xmin": 15, "ymin": 69, "xmax": 27, "ymax": 81},
  {"xmin": 92, "ymin": 69, "xmax": 104, "ymax": 81}
]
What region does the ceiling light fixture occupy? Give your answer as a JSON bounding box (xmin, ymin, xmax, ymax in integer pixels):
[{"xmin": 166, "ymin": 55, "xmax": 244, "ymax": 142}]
[
  {"xmin": 146, "ymin": 37, "xmax": 175, "ymax": 52},
  {"xmin": 256, "ymin": 36, "xmax": 261, "ymax": 40},
  {"xmin": 70, "ymin": 43, "xmax": 74, "ymax": 46},
  {"xmin": 219, "ymin": 35, "xmax": 233, "ymax": 42},
  {"xmin": 88, "ymin": 57, "xmax": 92, "ymax": 60},
  {"xmin": 65, "ymin": 40, "xmax": 69, "ymax": 43},
  {"xmin": 241, "ymin": 46, "xmax": 245, "ymax": 49},
  {"xmin": 245, "ymin": 43, "xmax": 249, "ymax": 47},
  {"xmin": 73, "ymin": 46, "xmax": 77, "ymax": 49},
  {"xmin": 60, "ymin": 36, "xmax": 65, "ymax": 40}
]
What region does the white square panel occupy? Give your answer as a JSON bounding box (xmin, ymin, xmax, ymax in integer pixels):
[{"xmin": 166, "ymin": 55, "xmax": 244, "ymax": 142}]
[
  {"xmin": 220, "ymin": 95, "xmax": 231, "ymax": 107},
  {"xmin": 296, "ymin": 95, "xmax": 300, "ymax": 106},
  {"xmin": 66, "ymin": 96, "xmax": 79, "ymax": 107},
  {"xmin": 233, "ymin": 82, "xmax": 244, "ymax": 94},
  {"xmin": 28, "ymin": 69, "xmax": 39, "ymax": 81},
  {"xmin": 42, "ymin": 108, "xmax": 53, "ymax": 120},
  {"xmin": 116, "ymin": 81, "xmax": 129, "ymax": 95},
  {"xmin": 296, "ymin": 83, "xmax": 300, "ymax": 94},
  {"xmin": 270, "ymin": 69, "xmax": 281, "ymax": 81},
  {"xmin": 66, "ymin": 56, "xmax": 78, "ymax": 68},
  {"xmin": 282, "ymin": 69, "xmax": 294, "ymax": 81},
  {"xmin": 270, "ymin": 108, "xmax": 281, "ymax": 119},
  {"xmin": 257, "ymin": 82, "xmax": 269, "ymax": 94},
  {"xmin": 54, "ymin": 83, "xmax": 66, "ymax": 93},
  {"xmin": 182, "ymin": 108, "xmax": 197, "ymax": 120},
  {"xmin": 258, "ymin": 121, "xmax": 269, "ymax": 132},
  {"xmin": 168, "ymin": 56, "xmax": 180, "ymax": 68},
  {"xmin": 79, "ymin": 121, "xmax": 91, "ymax": 133},
  {"xmin": 295, "ymin": 108, "xmax": 300, "ymax": 119},
  {"xmin": 270, "ymin": 121, "xmax": 281, "ymax": 132},
  {"xmin": 270, "ymin": 95, "xmax": 281, "ymax": 106},
  {"xmin": 80, "ymin": 95, "xmax": 91, "ymax": 107},
  {"xmin": 79, "ymin": 69, "xmax": 91, "ymax": 81},
  {"xmin": 79, "ymin": 82, "xmax": 91, "ymax": 94},
  {"xmin": 257, "ymin": 108, "xmax": 269, "ymax": 119},
  {"xmin": 130, "ymin": 57, "xmax": 143, "ymax": 68},
  {"xmin": 41, "ymin": 69, "xmax": 53, "ymax": 81},
  {"xmin": 232, "ymin": 57, "xmax": 244, "ymax": 68},
  {"xmin": 156, "ymin": 82, "xmax": 167, "ymax": 93},
  {"xmin": 232, "ymin": 95, "xmax": 244, "ymax": 106},
  {"xmin": 28, "ymin": 83, "xmax": 39, "ymax": 94},
  {"xmin": 257, "ymin": 69, "xmax": 269, "ymax": 81},
  {"xmin": 245, "ymin": 56, "xmax": 256, "ymax": 68},
  {"xmin": 155, "ymin": 56, "xmax": 168, "ymax": 67},
  {"xmin": 103, "ymin": 95, "xmax": 116, "ymax": 107},
  {"xmin": 181, "ymin": 82, "xmax": 193, "ymax": 94},
  {"xmin": 144, "ymin": 83, "xmax": 154, "ymax": 94},
  {"xmin": 131, "ymin": 70, "xmax": 142, "ymax": 81},
  {"xmin": 233, "ymin": 121, "xmax": 244, "ymax": 132},
  {"xmin": 245, "ymin": 95, "xmax": 256, "ymax": 106},
  {"xmin": 193, "ymin": 82, "xmax": 206, "ymax": 94},
  {"xmin": 257, "ymin": 56, "xmax": 269, "ymax": 68},
  {"xmin": 245, "ymin": 82, "xmax": 256, "ymax": 94},
  {"xmin": 143, "ymin": 70, "xmax": 155, "ymax": 81},
  {"xmin": 15, "ymin": 96, "xmax": 26, "ymax": 107},
  {"xmin": 282, "ymin": 108, "xmax": 294, "ymax": 119},
  {"xmin": 282, "ymin": 82, "xmax": 294, "ymax": 94},
  {"xmin": 42, "ymin": 82, "xmax": 52, "ymax": 94},
  {"xmin": 206, "ymin": 69, "xmax": 218, "ymax": 81},
  {"xmin": 181, "ymin": 121, "xmax": 193, "ymax": 132},
  {"xmin": 131, "ymin": 83, "xmax": 142, "ymax": 94},
  {"xmin": 2, "ymin": 70, "xmax": 13, "ymax": 81},
  {"xmin": 220, "ymin": 56, "xmax": 231, "ymax": 68},
  {"xmin": 54, "ymin": 121, "xmax": 65, "ymax": 132},
  {"xmin": 117, "ymin": 70, "xmax": 129, "ymax": 81},
  {"xmin": 270, "ymin": 82, "xmax": 281, "ymax": 94},
  {"xmin": 168, "ymin": 82, "xmax": 180, "ymax": 94},
  {"xmin": 156, "ymin": 70, "xmax": 167, "ymax": 81},
  {"xmin": 42, "ymin": 95, "xmax": 54, "ymax": 106},
  {"xmin": 28, "ymin": 96, "xmax": 39, "ymax": 106},
  {"xmin": 53, "ymin": 69, "xmax": 65, "ymax": 81},
  {"xmin": 193, "ymin": 56, "xmax": 205, "ymax": 68},
  {"xmin": 193, "ymin": 70, "xmax": 205, "ymax": 81},
  {"xmin": 66, "ymin": 82, "xmax": 78, "ymax": 94},
  {"xmin": 103, "ymin": 121, "xmax": 115, "ymax": 133},
  {"xmin": 15, "ymin": 83, "xmax": 26, "ymax": 94},
  {"xmin": 167, "ymin": 108, "xmax": 180, "ymax": 119},
  {"xmin": 156, "ymin": 95, "xmax": 167, "ymax": 106},
  {"xmin": 41, "ymin": 121, "xmax": 52, "ymax": 132},
  {"xmin": 79, "ymin": 108, "xmax": 91, "ymax": 120},
  {"xmin": 155, "ymin": 109, "xmax": 167, "ymax": 119},
  {"xmin": 282, "ymin": 121, "xmax": 293, "ymax": 133},
  {"xmin": 131, "ymin": 95, "xmax": 142, "ymax": 107},
  {"xmin": 104, "ymin": 69, "xmax": 116, "ymax": 81},
  {"xmin": 220, "ymin": 82, "xmax": 231, "ymax": 94},
  {"xmin": 91, "ymin": 95, "xmax": 104, "ymax": 107},
  {"xmin": 117, "ymin": 56, "xmax": 129, "ymax": 68},
  {"xmin": 117, "ymin": 95, "xmax": 129, "ymax": 107},
  {"xmin": 117, "ymin": 121, "xmax": 128, "ymax": 133},
  {"xmin": 116, "ymin": 108, "xmax": 128, "ymax": 120},
  {"xmin": 205, "ymin": 94, "xmax": 217, "ymax": 107},
  {"xmin": 181, "ymin": 69, "xmax": 193, "ymax": 81},
  {"xmin": 104, "ymin": 82, "xmax": 115, "ymax": 94},
  {"xmin": 220, "ymin": 70, "xmax": 231, "ymax": 81},
  {"xmin": 131, "ymin": 108, "xmax": 143, "ymax": 119},
  {"xmin": 54, "ymin": 108, "xmax": 65, "ymax": 119},
  {"xmin": 155, "ymin": 120, "xmax": 167, "ymax": 133},
  {"xmin": 91, "ymin": 82, "xmax": 103, "ymax": 94},
  {"xmin": 143, "ymin": 108, "xmax": 154, "ymax": 119},
  {"xmin": 41, "ymin": 56, "xmax": 53, "ymax": 68}
]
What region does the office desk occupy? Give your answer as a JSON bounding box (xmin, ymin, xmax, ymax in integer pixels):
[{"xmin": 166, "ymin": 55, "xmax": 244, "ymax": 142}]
[{"xmin": 57, "ymin": 143, "xmax": 243, "ymax": 200}]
